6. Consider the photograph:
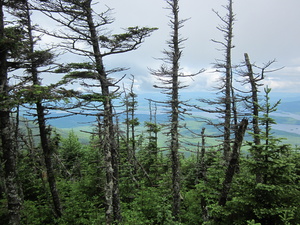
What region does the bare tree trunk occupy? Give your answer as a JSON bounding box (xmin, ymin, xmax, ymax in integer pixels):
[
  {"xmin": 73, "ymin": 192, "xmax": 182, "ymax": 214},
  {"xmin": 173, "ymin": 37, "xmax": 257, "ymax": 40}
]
[
  {"xmin": 0, "ymin": 115, "xmax": 22, "ymax": 225},
  {"xmin": 244, "ymin": 53, "xmax": 263, "ymax": 184},
  {"xmin": 21, "ymin": 1, "xmax": 63, "ymax": 217},
  {"xmin": 36, "ymin": 103, "xmax": 63, "ymax": 218},
  {"xmin": 150, "ymin": 0, "xmax": 186, "ymax": 219},
  {"xmin": 85, "ymin": 1, "xmax": 121, "ymax": 223},
  {"xmin": 124, "ymin": 91, "xmax": 130, "ymax": 159},
  {"xmin": 218, "ymin": 118, "xmax": 248, "ymax": 207},
  {"xmin": 244, "ymin": 53, "xmax": 260, "ymax": 146},
  {"xmin": 0, "ymin": 2, "xmax": 21, "ymax": 224},
  {"xmin": 124, "ymin": 77, "xmax": 138, "ymax": 175},
  {"xmin": 223, "ymin": 0, "xmax": 234, "ymax": 162},
  {"xmin": 196, "ymin": 128, "xmax": 209, "ymax": 222},
  {"xmin": 170, "ymin": 0, "xmax": 181, "ymax": 220},
  {"xmin": 130, "ymin": 88, "xmax": 137, "ymax": 170}
]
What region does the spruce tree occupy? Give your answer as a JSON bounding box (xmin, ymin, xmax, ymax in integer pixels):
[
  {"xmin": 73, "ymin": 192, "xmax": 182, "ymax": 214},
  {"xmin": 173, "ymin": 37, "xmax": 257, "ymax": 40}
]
[
  {"xmin": 245, "ymin": 87, "xmax": 300, "ymax": 224},
  {"xmin": 10, "ymin": 0, "xmax": 65, "ymax": 217},
  {"xmin": 34, "ymin": 0, "xmax": 156, "ymax": 223},
  {"xmin": 0, "ymin": 1, "xmax": 23, "ymax": 223}
]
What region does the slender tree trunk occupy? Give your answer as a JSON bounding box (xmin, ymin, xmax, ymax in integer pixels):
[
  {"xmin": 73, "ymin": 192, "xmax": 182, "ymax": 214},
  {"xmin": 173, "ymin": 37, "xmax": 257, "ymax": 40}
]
[
  {"xmin": 125, "ymin": 94, "xmax": 130, "ymax": 159},
  {"xmin": 223, "ymin": 0, "xmax": 234, "ymax": 162},
  {"xmin": 124, "ymin": 82, "xmax": 137, "ymax": 174},
  {"xmin": 170, "ymin": 0, "xmax": 181, "ymax": 220},
  {"xmin": 244, "ymin": 53, "xmax": 260, "ymax": 145},
  {"xmin": 129, "ymin": 82, "xmax": 137, "ymax": 175},
  {"xmin": 0, "ymin": 114, "xmax": 21, "ymax": 225},
  {"xmin": 130, "ymin": 92, "xmax": 136, "ymax": 165},
  {"xmin": 85, "ymin": 1, "xmax": 121, "ymax": 223},
  {"xmin": 244, "ymin": 53, "xmax": 263, "ymax": 183},
  {"xmin": 23, "ymin": 1, "xmax": 63, "ymax": 217},
  {"xmin": 196, "ymin": 128, "xmax": 209, "ymax": 222},
  {"xmin": 0, "ymin": 2, "xmax": 21, "ymax": 224},
  {"xmin": 263, "ymin": 90, "xmax": 271, "ymax": 184},
  {"xmin": 36, "ymin": 103, "xmax": 63, "ymax": 218},
  {"xmin": 218, "ymin": 119, "xmax": 248, "ymax": 207}
]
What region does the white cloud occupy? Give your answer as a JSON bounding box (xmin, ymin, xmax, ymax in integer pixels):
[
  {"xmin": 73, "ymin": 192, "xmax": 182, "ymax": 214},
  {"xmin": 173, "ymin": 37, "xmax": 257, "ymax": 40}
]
[
  {"xmin": 30, "ymin": 0, "xmax": 300, "ymax": 96},
  {"xmin": 179, "ymin": 68, "xmax": 221, "ymax": 92}
]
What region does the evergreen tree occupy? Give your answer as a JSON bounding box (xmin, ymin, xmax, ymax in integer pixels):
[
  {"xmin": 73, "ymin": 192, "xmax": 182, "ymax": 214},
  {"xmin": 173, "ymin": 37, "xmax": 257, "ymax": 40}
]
[
  {"xmin": 241, "ymin": 53, "xmax": 279, "ymax": 184},
  {"xmin": 10, "ymin": 0, "xmax": 66, "ymax": 217},
  {"xmin": 59, "ymin": 130, "xmax": 83, "ymax": 180},
  {"xmin": 231, "ymin": 87, "xmax": 300, "ymax": 224},
  {"xmin": 34, "ymin": 0, "xmax": 156, "ymax": 223},
  {"xmin": 150, "ymin": 0, "xmax": 199, "ymax": 220},
  {"xmin": 0, "ymin": 1, "xmax": 23, "ymax": 223}
]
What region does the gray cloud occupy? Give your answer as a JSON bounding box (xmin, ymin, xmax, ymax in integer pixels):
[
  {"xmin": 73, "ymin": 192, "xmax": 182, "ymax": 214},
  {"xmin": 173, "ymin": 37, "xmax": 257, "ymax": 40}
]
[{"xmin": 36, "ymin": 0, "xmax": 300, "ymax": 95}]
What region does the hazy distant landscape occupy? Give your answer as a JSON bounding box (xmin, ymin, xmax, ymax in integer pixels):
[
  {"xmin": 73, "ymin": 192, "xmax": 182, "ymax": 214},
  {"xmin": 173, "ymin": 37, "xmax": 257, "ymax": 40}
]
[{"xmin": 49, "ymin": 92, "xmax": 300, "ymax": 147}]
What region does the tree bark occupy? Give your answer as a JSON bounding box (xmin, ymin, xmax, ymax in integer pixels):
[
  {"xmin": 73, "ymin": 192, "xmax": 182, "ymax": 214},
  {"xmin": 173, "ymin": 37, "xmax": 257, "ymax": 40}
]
[
  {"xmin": 223, "ymin": 0, "xmax": 234, "ymax": 162},
  {"xmin": 196, "ymin": 128, "xmax": 209, "ymax": 222},
  {"xmin": 0, "ymin": 2, "xmax": 21, "ymax": 224},
  {"xmin": 244, "ymin": 53, "xmax": 260, "ymax": 146},
  {"xmin": 218, "ymin": 118, "xmax": 248, "ymax": 207},
  {"xmin": 169, "ymin": 0, "xmax": 181, "ymax": 220},
  {"xmin": 22, "ymin": 1, "xmax": 63, "ymax": 217},
  {"xmin": 36, "ymin": 103, "xmax": 63, "ymax": 218},
  {"xmin": 85, "ymin": 1, "xmax": 121, "ymax": 223},
  {"xmin": 0, "ymin": 114, "xmax": 22, "ymax": 225},
  {"xmin": 244, "ymin": 53, "xmax": 263, "ymax": 184}
]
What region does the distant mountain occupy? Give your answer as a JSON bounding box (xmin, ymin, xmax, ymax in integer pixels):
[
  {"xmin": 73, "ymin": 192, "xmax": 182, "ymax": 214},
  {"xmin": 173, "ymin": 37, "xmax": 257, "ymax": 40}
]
[
  {"xmin": 277, "ymin": 100, "xmax": 300, "ymax": 114},
  {"xmin": 50, "ymin": 114, "xmax": 95, "ymax": 129},
  {"xmin": 42, "ymin": 92, "xmax": 299, "ymax": 145}
]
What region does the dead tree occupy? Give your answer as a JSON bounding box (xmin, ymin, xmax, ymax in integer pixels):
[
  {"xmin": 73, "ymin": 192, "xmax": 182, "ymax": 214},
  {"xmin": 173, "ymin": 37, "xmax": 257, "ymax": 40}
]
[
  {"xmin": 150, "ymin": 0, "xmax": 200, "ymax": 220},
  {"xmin": 123, "ymin": 75, "xmax": 139, "ymax": 173},
  {"xmin": 211, "ymin": 0, "xmax": 236, "ymax": 162},
  {"xmin": 241, "ymin": 53, "xmax": 280, "ymax": 184},
  {"xmin": 218, "ymin": 118, "xmax": 248, "ymax": 207}
]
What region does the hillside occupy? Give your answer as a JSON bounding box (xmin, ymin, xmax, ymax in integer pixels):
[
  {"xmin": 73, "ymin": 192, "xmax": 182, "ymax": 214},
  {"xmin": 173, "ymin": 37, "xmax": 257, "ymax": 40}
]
[{"xmin": 48, "ymin": 98, "xmax": 300, "ymax": 147}]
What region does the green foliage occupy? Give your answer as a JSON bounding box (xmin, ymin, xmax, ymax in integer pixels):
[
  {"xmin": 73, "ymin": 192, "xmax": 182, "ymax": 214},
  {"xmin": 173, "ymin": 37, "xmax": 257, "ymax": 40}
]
[
  {"xmin": 17, "ymin": 145, "xmax": 56, "ymax": 224},
  {"xmin": 0, "ymin": 199, "xmax": 9, "ymax": 225},
  {"xmin": 99, "ymin": 26, "xmax": 158, "ymax": 52},
  {"xmin": 21, "ymin": 200, "xmax": 55, "ymax": 225},
  {"xmin": 246, "ymin": 220, "xmax": 261, "ymax": 225},
  {"xmin": 59, "ymin": 130, "xmax": 83, "ymax": 179},
  {"xmin": 181, "ymin": 149, "xmax": 225, "ymax": 224},
  {"xmin": 79, "ymin": 93, "xmax": 106, "ymax": 102},
  {"xmin": 145, "ymin": 121, "xmax": 161, "ymax": 134},
  {"xmin": 57, "ymin": 181, "xmax": 105, "ymax": 225},
  {"xmin": 65, "ymin": 71, "xmax": 98, "ymax": 80},
  {"xmin": 181, "ymin": 186, "xmax": 203, "ymax": 224},
  {"xmin": 218, "ymin": 88, "xmax": 300, "ymax": 224},
  {"xmin": 122, "ymin": 187, "xmax": 178, "ymax": 225},
  {"xmin": 16, "ymin": 85, "xmax": 52, "ymax": 103},
  {"xmin": 124, "ymin": 117, "xmax": 140, "ymax": 127},
  {"xmin": 55, "ymin": 62, "xmax": 95, "ymax": 73},
  {"xmin": 55, "ymin": 62, "xmax": 98, "ymax": 83},
  {"xmin": 0, "ymin": 26, "xmax": 25, "ymax": 58},
  {"xmin": 26, "ymin": 50, "xmax": 55, "ymax": 67}
]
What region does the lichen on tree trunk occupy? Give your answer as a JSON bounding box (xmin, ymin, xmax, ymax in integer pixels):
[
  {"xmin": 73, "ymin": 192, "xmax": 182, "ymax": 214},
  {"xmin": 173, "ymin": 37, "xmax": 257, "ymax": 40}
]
[{"xmin": 0, "ymin": 2, "xmax": 22, "ymax": 224}]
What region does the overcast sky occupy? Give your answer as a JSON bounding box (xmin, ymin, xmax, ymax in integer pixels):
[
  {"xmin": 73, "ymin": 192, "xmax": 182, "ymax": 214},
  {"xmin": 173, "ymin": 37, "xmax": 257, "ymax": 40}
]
[{"xmin": 39, "ymin": 0, "xmax": 300, "ymax": 96}]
